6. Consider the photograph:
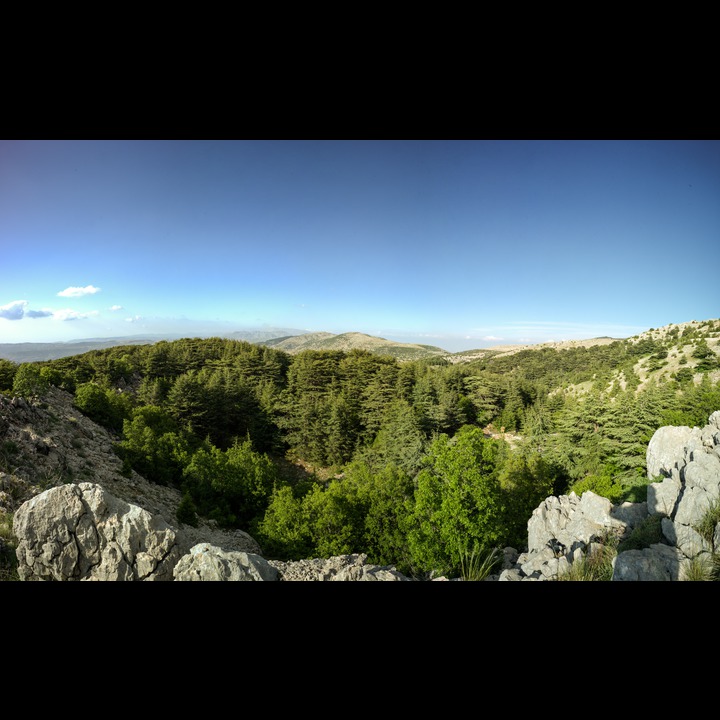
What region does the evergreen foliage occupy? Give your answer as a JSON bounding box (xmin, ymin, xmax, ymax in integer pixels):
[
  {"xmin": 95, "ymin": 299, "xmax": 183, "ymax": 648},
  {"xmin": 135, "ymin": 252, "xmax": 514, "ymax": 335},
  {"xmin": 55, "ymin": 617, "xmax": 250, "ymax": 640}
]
[
  {"xmin": 181, "ymin": 437, "xmax": 279, "ymax": 528},
  {"xmin": 406, "ymin": 427, "xmax": 505, "ymax": 577},
  {"xmin": 116, "ymin": 406, "xmax": 195, "ymax": 486},
  {"xmin": 176, "ymin": 492, "xmax": 199, "ymax": 527},
  {"xmin": 74, "ymin": 382, "xmax": 133, "ymax": 432},
  {"xmin": 0, "ymin": 359, "xmax": 17, "ymax": 393},
  {"xmin": 12, "ymin": 363, "xmax": 49, "ymax": 399}
]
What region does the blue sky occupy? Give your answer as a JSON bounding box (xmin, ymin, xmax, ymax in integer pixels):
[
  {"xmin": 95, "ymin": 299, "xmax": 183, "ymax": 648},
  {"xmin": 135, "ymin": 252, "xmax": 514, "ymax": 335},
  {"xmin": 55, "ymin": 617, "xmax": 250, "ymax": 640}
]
[{"xmin": 1, "ymin": 139, "xmax": 718, "ymax": 352}]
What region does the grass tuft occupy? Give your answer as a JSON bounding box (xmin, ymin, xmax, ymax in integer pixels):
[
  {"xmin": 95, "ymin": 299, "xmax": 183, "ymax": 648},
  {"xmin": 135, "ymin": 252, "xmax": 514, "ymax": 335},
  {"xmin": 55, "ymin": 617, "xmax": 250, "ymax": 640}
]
[
  {"xmin": 681, "ymin": 553, "xmax": 719, "ymax": 581},
  {"xmin": 0, "ymin": 511, "xmax": 20, "ymax": 581},
  {"xmin": 693, "ymin": 497, "xmax": 720, "ymax": 546},
  {"xmin": 617, "ymin": 513, "xmax": 665, "ymax": 552},
  {"xmin": 459, "ymin": 546, "xmax": 501, "ymax": 581},
  {"xmin": 557, "ymin": 535, "xmax": 618, "ymax": 581}
]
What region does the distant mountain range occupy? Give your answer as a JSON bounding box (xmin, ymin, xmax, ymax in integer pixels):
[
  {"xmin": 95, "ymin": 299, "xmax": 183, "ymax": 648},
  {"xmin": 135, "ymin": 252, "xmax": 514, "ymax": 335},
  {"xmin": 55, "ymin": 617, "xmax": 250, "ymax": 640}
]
[
  {"xmin": 0, "ymin": 327, "xmax": 631, "ymax": 364},
  {"xmin": 0, "ymin": 336, "xmax": 164, "ymax": 363},
  {"xmin": 0, "ymin": 329, "xmax": 307, "ymax": 363},
  {"xmin": 0, "ymin": 328, "xmax": 451, "ymax": 363}
]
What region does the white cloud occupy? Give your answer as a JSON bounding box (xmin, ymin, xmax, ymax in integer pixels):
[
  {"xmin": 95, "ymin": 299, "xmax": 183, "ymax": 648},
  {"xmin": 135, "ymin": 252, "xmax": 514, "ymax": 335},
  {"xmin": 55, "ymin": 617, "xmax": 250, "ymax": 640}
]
[
  {"xmin": 26, "ymin": 308, "xmax": 54, "ymax": 318},
  {"xmin": 0, "ymin": 300, "xmax": 28, "ymax": 320},
  {"xmin": 57, "ymin": 285, "xmax": 101, "ymax": 298},
  {"xmin": 53, "ymin": 309, "xmax": 99, "ymax": 322},
  {"xmin": 483, "ymin": 335, "xmax": 504, "ymax": 341},
  {"xmin": 109, "ymin": 305, "xmax": 123, "ymax": 311},
  {"xmin": 125, "ymin": 315, "xmax": 143, "ymax": 323},
  {"xmin": 0, "ymin": 299, "xmax": 102, "ymax": 323}
]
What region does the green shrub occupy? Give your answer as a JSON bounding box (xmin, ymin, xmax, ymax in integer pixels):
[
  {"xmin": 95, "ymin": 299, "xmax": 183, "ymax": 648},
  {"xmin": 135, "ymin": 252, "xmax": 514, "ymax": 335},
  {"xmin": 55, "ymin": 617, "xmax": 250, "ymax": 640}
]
[
  {"xmin": 673, "ymin": 367, "xmax": 694, "ymax": 384},
  {"xmin": 0, "ymin": 511, "xmax": 19, "ymax": 582},
  {"xmin": 405, "ymin": 427, "xmax": 505, "ymax": 577},
  {"xmin": 617, "ymin": 513, "xmax": 664, "ymax": 552},
  {"xmin": 255, "ymin": 483, "xmax": 316, "ymax": 560},
  {"xmin": 570, "ymin": 471, "xmax": 624, "ymax": 504},
  {"xmin": 12, "ymin": 363, "xmax": 49, "ymax": 399},
  {"xmin": 0, "ymin": 359, "xmax": 17, "ymax": 394},
  {"xmin": 176, "ymin": 493, "xmax": 199, "ymax": 527},
  {"xmin": 620, "ymin": 481, "xmax": 649, "ymax": 504},
  {"xmin": 182, "ymin": 437, "xmax": 280, "ymax": 529},
  {"xmin": 693, "ymin": 497, "xmax": 720, "ymax": 546},
  {"xmin": 74, "ymin": 382, "xmax": 132, "ymax": 432}
]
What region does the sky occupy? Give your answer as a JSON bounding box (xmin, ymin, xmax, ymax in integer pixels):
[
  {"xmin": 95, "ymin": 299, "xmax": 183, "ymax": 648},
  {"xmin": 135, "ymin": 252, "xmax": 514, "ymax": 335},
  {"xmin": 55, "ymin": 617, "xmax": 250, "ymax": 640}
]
[{"xmin": 1, "ymin": 139, "xmax": 718, "ymax": 353}]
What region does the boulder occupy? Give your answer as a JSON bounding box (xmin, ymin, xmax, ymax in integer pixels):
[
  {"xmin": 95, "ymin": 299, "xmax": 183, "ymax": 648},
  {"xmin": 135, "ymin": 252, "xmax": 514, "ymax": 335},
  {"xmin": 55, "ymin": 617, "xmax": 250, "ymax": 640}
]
[
  {"xmin": 13, "ymin": 482, "xmax": 181, "ymax": 581},
  {"xmin": 611, "ymin": 544, "xmax": 684, "ymax": 581},
  {"xmin": 646, "ymin": 425, "xmax": 695, "ymax": 480},
  {"xmin": 526, "ymin": 491, "xmax": 642, "ymax": 557},
  {"xmin": 173, "ymin": 543, "xmax": 279, "ymax": 581}
]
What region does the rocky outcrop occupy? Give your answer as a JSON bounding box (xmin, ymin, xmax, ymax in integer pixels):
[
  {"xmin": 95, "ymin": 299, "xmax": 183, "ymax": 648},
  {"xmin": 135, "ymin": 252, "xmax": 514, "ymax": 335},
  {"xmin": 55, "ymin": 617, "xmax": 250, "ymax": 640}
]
[
  {"xmin": 498, "ymin": 492, "xmax": 649, "ymax": 580},
  {"xmin": 646, "ymin": 425, "xmax": 698, "ymax": 483},
  {"xmin": 498, "ymin": 410, "xmax": 720, "ymax": 580},
  {"xmin": 267, "ymin": 553, "xmax": 411, "ymax": 581},
  {"xmin": 611, "ymin": 544, "xmax": 684, "ymax": 581},
  {"xmin": 13, "ymin": 482, "xmax": 181, "ymax": 580},
  {"xmin": 647, "ymin": 410, "xmax": 720, "ymax": 571},
  {"xmin": 173, "ymin": 543, "xmax": 280, "ymax": 581}
]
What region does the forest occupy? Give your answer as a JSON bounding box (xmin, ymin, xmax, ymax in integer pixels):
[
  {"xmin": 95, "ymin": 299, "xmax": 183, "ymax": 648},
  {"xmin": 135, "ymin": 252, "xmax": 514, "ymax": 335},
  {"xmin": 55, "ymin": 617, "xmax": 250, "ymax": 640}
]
[{"xmin": 1, "ymin": 319, "xmax": 719, "ymax": 579}]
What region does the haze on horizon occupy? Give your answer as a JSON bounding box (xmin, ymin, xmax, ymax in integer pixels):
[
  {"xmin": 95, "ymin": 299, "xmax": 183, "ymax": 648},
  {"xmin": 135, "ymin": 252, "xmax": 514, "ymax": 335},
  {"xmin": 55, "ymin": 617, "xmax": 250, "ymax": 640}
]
[{"xmin": 1, "ymin": 139, "xmax": 718, "ymax": 354}]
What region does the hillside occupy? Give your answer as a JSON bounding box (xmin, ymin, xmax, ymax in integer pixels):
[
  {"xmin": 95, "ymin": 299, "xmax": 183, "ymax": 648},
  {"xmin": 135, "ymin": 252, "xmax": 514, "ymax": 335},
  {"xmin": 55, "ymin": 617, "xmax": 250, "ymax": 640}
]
[
  {"xmin": 0, "ymin": 329, "xmax": 448, "ymax": 364},
  {"xmin": 0, "ymin": 328, "xmax": 308, "ymax": 363},
  {"xmin": 259, "ymin": 331, "xmax": 450, "ymax": 361},
  {"xmin": 447, "ymin": 337, "xmax": 623, "ymax": 364},
  {"xmin": 0, "ymin": 327, "xmax": 681, "ymax": 366},
  {"xmin": 0, "ymin": 337, "xmax": 163, "ymax": 363}
]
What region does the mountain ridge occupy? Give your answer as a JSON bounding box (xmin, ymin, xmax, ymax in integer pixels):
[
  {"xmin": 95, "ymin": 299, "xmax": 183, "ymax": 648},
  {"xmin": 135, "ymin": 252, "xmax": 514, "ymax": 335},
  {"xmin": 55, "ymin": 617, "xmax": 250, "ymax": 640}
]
[
  {"xmin": 257, "ymin": 331, "xmax": 450, "ymax": 361},
  {"xmin": 1, "ymin": 318, "xmax": 718, "ymax": 364}
]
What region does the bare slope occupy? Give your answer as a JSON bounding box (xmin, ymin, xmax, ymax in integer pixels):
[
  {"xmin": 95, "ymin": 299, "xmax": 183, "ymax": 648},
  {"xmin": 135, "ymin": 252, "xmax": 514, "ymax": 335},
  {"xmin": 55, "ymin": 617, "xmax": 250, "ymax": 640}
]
[{"xmin": 447, "ymin": 337, "xmax": 622, "ymax": 364}]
